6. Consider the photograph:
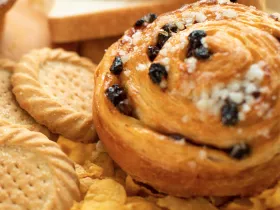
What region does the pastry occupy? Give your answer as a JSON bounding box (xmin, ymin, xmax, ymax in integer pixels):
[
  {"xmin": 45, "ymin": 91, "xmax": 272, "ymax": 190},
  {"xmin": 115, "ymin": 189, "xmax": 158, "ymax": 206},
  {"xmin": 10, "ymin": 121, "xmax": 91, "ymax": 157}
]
[
  {"xmin": 0, "ymin": 59, "xmax": 51, "ymax": 138},
  {"xmin": 12, "ymin": 48, "xmax": 97, "ymax": 143},
  {"xmin": 0, "ymin": 126, "xmax": 80, "ymax": 210},
  {"xmin": 93, "ymin": 0, "xmax": 280, "ymax": 197}
]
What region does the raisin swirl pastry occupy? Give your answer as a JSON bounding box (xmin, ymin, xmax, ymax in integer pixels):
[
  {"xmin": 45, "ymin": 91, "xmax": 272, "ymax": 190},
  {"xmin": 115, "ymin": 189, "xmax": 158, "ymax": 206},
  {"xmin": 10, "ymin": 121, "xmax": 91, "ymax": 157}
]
[{"xmin": 93, "ymin": 0, "xmax": 280, "ymax": 197}]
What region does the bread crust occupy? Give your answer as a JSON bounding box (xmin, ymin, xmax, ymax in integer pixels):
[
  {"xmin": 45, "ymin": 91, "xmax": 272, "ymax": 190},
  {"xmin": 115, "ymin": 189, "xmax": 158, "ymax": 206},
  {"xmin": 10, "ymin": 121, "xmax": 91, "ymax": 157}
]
[{"xmin": 49, "ymin": 0, "xmax": 196, "ymax": 43}]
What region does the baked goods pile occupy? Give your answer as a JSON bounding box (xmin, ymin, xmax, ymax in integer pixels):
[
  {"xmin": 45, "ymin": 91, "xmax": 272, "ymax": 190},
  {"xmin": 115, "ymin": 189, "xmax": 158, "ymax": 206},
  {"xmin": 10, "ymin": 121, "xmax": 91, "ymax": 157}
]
[{"xmin": 1, "ymin": 0, "xmax": 280, "ymax": 210}]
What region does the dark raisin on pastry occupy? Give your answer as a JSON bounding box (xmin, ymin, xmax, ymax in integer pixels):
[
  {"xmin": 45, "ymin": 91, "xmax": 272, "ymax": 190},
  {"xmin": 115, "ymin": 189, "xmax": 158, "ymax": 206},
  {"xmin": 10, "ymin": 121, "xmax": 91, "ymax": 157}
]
[
  {"xmin": 147, "ymin": 46, "xmax": 160, "ymax": 61},
  {"xmin": 134, "ymin": 13, "xmax": 157, "ymax": 27},
  {"xmin": 227, "ymin": 143, "xmax": 251, "ymax": 160},
  {"xmin": 149, "ymin": 63, "xmax": 168, "ymax": 84},
  {"xmin": 187, "ymin": 30, "xmax": 211, "ymax": 59},
  {"xmin": 134, "ymin": 19, "xmax": 145, "ymax": 27},
  {"xmin": 105, "ymin": 85, "xmax": 132, "ymax": 115},
  {"xmin": 146, "ymin": 13, "xmax": 157, "ymax": 23},
  {"xmin": 230, "ymin": 0, "xmax": 237, "ymax": 2},
  {"xmin": 188, "ymin": 30, "xmax": 207, "ymax": 49},
  {"xmin": 105, "ymin": 84, "xmax": 126, "ymax": 106},
  {"xmin": 157, "ymin": 30, "xmax": 171, "ymax": 48},
  {"xmin": 169, "ymin": 133, "xmax": 250, "ymax": 160},
  {"xmin": 169, "ymin": 134, "xmax": 185, "ymax": 141},
  {"xmin": 221, "ymin": 101, "xmax": 239, "ymax": 126},
  {"xmin": 193, "ymin": 46, "xmax": 211, "ymax": 59},
  {"xmin": 270, "ymin": 14, "xmax": 279, "ymax": 21},
  {"xmin": 252, "ymin": 91, "xmax": 261, "ymax": 99},
  {"xmin": 116, "ymin": 100, "xmax": 133, "ymax": 116},
  {"xmin": 162, "ymin": 23, "xmax": 179, "ymax": 33},
  {"xmin": 110, "ymin": 56, "xmax": 123, "ymax": 75}
]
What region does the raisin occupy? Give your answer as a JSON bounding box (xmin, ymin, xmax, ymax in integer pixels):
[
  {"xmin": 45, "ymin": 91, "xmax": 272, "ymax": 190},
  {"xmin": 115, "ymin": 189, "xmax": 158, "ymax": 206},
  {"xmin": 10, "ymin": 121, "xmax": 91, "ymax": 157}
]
[
  {"xmin": 117, "ymin": 100, "xmax": 133, "ymax": 116},
  {"xmin": 187, "ymin": 30, "xmax": 211, "ymax": 59},
  {"xmin": 193, "ymin": 46, "xmax": 211, "ymax": 59},
  {"xmin": 162, "ymin": 23, "xmax": 178, "ymax": 33},
  {"xmin": 147, "ymin": 46, "xmax": 160, "ymax": 61},
  {"xmin": 188, "ymin": 30, "xmax": 207, "ymax": 49},
  {"xmin": 169, "ymin": 134, "xmax": 185, "ymax": 141},
  {"xmin": 270, "ymin": 14, "xmax": 279, "ymax": 21},
  {"xmin": 149, "ymin": 63, "xmax": 168, "ymax": 84},
  {"xmin": 157, "ymin": 30, "xmax": 171, "ymax": 48},
  {"xmin": 252, "ymin": 91, "xmax": 261, "ymax": 98},
  {"xmin": 221, "ymin": 101, "xmax": 239, "ymax": 126},
  {"xmin": 227, "ymin": 143, "xmax": 250, "ymax": 160},
  {"xmin": 230, "ymin": 0, "xmax": 237, "ymax": 2},
  {"xmin": 134, "ymin": 19, "xmax": 145, "ymax": 27},
  {"xmin": 105, "ymin": 84, "xmax": 126, "ymax": 106},
  {"xmin": 110, "ymin": 56, "xmax": 123, "ymax": 75},
  {"xmin": 145, "ymin": 13, "xmax": 157, "ymax": 23},
  {"xmin": 134, "ymin": 13, "xmax": 157, "ymax": 27}
]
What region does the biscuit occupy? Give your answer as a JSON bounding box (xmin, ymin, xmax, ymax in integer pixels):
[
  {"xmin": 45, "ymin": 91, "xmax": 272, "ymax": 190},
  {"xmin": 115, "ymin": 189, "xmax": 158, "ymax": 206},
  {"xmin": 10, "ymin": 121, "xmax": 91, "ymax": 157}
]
[
  {"xmin": 0, "ymin": 59, "xmax": 51, "ymax": 138},
  {"xmin": 12, "ymin": 48, "xmax": 97, "ymax": 142},
  {"xmin": 0, "ymin": 126, "xmax": 80, "ymax": 210}
]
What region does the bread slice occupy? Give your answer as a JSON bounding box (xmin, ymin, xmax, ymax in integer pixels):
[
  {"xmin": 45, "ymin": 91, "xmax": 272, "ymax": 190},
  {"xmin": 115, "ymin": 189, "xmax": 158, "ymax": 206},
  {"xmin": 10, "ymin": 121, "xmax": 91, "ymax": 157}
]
[
  {"xmin": 264, "ymin": 0, "xmax": 280, "ymax": 13},
  {"xmin": 49, "ymin": 0, "xmax": 264, "ymax": 43},
  {"xmin": 48, "ymin": 0, "xmax": 197, "ymax": 43}
]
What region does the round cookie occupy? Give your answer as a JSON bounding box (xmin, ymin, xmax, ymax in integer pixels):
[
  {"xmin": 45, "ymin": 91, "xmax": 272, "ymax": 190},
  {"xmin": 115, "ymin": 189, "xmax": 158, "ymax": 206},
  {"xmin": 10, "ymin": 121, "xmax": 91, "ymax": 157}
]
[
  {"xmin": 0, "ymin": 126, "xmax": 80, "ymax": 210},
  {"xmin": 0, "ymin": 59, "xmax": 51, "ymax": 138},
  {"xmin": 12, "ymin": 48, "xmax": 97, "ymax": 143}
]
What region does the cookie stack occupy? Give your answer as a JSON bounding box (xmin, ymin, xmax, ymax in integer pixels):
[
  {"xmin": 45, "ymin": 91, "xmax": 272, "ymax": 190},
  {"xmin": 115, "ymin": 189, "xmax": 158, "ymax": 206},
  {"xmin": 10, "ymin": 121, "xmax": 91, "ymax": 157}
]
[{"xmin": 0, "ymin": 47, "xmax": 97, "ymax": 209}]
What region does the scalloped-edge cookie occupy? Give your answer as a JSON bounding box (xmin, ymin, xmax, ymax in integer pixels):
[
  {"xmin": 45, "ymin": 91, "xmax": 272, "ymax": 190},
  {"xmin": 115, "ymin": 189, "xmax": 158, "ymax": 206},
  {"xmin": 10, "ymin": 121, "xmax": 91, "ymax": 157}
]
[
  {"xmin": 12, "ymin": 48, "xmax": 97, "ymax": 143},
  {"xmin": 0, "ymin": 59, "xmax": 51, "ymax": 138},
  {"xmin": 0, "ymin": 126, "xmax": 80, "ymax": 210}
]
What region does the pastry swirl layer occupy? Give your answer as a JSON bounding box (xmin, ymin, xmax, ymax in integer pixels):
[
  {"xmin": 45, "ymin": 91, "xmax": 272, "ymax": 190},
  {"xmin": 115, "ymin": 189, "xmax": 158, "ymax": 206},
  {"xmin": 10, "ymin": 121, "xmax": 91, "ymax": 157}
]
[{"xmin": 93, "ymin": 0, "xmax": 280, "ymax": 196}]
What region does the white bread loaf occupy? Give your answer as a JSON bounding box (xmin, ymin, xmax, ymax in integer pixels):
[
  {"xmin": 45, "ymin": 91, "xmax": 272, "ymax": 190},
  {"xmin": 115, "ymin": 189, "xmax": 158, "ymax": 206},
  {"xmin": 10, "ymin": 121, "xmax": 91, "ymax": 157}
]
[
  {"xmin": 48, "ymin": 0, "xmax": 265, "ymax": 43},
  {"xmin": 48, "ymin": 0, "xmax": 197, "ymax": 43},
  {"xmin": 264, "ymin": 0, "xmax": 280, "ymax": 13}
]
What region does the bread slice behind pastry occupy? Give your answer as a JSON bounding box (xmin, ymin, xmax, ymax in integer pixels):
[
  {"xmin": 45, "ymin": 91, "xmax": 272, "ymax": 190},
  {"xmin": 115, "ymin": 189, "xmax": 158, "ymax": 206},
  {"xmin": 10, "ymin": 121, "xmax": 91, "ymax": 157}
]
[{"xmin": 48, "ymin": 0, "xmax": 197, "ymax": 43}]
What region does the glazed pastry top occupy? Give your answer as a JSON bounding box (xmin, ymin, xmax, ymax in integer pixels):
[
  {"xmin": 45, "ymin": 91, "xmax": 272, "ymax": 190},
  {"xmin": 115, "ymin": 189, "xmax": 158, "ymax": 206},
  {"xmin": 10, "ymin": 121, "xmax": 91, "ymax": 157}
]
[{"xmin": 93, "ymin": 0, "xmax": 280, "ymax": 196}]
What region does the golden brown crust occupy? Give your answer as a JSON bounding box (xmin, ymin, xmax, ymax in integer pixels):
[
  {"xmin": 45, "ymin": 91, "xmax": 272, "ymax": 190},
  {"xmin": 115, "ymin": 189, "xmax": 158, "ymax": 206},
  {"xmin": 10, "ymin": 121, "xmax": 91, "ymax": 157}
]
[
  {"xmin": 0, "ymin": 126, "xmax": 80, "ymax": 210},
  {"xmin": 93, "ymin": 0, "xmax": 280, "ymax": 197},
  {"xmin": 0, "ymin": 59, "xmax": 52, "ymax": 138},
  {"xmin": 12, "ymin": 48, "xmax": 97, "ymax": 143}
]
